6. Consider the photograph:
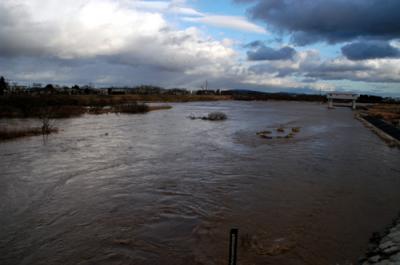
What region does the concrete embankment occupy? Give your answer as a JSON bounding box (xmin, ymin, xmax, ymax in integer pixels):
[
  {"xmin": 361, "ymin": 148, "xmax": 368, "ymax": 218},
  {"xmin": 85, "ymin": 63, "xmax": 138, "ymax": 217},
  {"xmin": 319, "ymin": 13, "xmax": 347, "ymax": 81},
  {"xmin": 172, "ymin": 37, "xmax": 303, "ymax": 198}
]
[
  {"xmin": 360, "ymin": 216, "xmax": 400, "ymax": 264},
  {"xmin": 363, "ymin": 116, "xmax": 400, "ymax": 141},
  {"xmin": 355, "ymin": 114, "xmax": 400, "ymax": 147},
  {"xmin": 356, "ymin": 114, "xmax": 400, "ymax": 264}
]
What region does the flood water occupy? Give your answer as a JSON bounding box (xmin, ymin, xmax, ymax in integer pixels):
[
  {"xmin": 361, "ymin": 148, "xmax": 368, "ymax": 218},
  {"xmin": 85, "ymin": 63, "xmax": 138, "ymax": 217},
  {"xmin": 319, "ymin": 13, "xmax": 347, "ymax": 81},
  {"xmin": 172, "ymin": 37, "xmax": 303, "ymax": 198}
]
[{"xmin": 1, "ymin": 101, "xmax": 400, "ymax": 265}]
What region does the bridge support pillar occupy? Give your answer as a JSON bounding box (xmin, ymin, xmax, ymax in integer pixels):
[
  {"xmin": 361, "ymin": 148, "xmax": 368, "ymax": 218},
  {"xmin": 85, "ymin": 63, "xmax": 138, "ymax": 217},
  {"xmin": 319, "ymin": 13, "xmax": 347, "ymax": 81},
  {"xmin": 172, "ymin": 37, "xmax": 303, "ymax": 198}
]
[
  {"xmin": 328, "ymin": 99, "xmax": 333, "ymax": 108},
  {"xmin": 352, "ymin": 100, "xmax": 356, "ymax": 110}
]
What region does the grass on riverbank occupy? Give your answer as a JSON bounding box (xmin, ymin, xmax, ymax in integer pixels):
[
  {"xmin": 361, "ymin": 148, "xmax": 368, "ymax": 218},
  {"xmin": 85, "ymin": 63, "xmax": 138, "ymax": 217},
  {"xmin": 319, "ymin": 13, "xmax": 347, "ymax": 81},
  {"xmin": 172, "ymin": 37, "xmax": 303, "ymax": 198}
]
[{"xmin": 367, "ymin": 104, "xmax": 400, "ymax": 126}]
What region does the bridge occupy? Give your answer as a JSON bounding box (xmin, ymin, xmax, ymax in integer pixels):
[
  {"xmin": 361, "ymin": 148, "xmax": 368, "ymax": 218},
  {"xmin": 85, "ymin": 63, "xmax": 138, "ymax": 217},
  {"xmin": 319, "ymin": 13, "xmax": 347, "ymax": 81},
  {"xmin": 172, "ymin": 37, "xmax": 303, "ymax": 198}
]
[{"xmin": 326, "ymin": 93, "xmax": 359, "ymax": 110}]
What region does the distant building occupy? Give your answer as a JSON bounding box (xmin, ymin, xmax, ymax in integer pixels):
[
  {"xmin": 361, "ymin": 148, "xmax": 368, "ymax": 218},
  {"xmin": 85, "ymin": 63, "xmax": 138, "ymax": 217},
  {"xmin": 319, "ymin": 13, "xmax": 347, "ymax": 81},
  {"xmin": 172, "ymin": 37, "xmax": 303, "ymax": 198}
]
[
  {"xmin": 108, "ymin": 88, "xmax": 127, "ymax": 95},
  {"xmin": 131, "ymin": 85, "xmax": 164, "ymax": 95},
  {"xmin": 164, "ymin": 88, "xmax": 190, "ymax": 96},
  {"xmin": 32, "ymin": 83, "xmax": 42, "ymax": 89},
  {"xmin": 196, "ymin": 89, "xmax": 217, "ymax": 95}
]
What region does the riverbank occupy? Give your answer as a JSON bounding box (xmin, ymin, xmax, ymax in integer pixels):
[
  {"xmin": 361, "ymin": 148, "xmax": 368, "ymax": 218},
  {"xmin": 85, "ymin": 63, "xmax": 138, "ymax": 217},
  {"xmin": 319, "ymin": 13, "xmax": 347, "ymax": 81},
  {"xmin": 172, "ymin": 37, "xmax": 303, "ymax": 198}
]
[
  {"xmin": 360, "ymin": 215, "xmax": 400, "ymax": 264},
  {"xmin": 366, "ymin": 104, "xmax": 400, "ymax": 127},
  {"xmin": 0, "ymin": 105, "xmax": 173, "ymax": 142},
  {"xmin": 0, "ymin": 96, "xmax": 175, "ymax": 141},
  {"xmin": 0, "ymin": 95, "xmax": 178, "ymax": 118},
  {"xmin": 0, "ymin": 127, "xmax": 58, "ymax": 141}
]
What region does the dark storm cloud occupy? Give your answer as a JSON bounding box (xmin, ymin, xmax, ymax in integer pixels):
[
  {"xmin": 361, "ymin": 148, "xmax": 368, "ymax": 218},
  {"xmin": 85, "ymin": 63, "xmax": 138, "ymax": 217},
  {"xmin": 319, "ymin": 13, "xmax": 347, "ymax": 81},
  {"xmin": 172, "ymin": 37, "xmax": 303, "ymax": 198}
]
[
  {"xmin": 0, "ymin": 6, "xmax": 47, "ymax": 57},
  {"xmin": 236, "ymin": 0, "xmax": 400, "ymax": 45},
  {"xmin": 341, "ymin": 41, "xmax": 400, "ymax": 60},
  {"xmin": 246, "ymin": 41, "xmax": 296, "ymax": 61}
]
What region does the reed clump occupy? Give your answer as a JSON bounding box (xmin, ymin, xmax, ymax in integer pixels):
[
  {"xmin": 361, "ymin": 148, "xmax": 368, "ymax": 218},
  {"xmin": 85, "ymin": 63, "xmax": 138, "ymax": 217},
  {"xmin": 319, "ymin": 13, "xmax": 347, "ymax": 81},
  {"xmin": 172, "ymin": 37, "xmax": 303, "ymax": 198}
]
[
  {"xmin": 257, "ymin": 126, "xmax": 301, "ymax": 140},
  {"xmin": 292, "ymin": 127, "xmax": 301, "ymax": 133},
  {"xmin": 189, "ymin": 111, "xmax": 228, "ymax": 121},
  {"xmin": 207, "ymin": 112, "xmax": 227, "ymax": 121},
  {"xmin": 277, "ymin": 127, "xmax": 285, "ymax": 133}
]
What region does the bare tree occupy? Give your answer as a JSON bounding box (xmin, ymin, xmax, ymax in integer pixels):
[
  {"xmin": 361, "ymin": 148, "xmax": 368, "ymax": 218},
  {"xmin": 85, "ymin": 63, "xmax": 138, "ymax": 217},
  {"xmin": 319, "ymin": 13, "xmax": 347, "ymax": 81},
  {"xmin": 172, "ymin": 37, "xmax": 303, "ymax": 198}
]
[
  {"xmin": 0, "ymin": 76, "xmax": 8, "ymax": 96},
  {"xmin": 38, "ymin": 106, "xmax": 55, "ymax": 136}
]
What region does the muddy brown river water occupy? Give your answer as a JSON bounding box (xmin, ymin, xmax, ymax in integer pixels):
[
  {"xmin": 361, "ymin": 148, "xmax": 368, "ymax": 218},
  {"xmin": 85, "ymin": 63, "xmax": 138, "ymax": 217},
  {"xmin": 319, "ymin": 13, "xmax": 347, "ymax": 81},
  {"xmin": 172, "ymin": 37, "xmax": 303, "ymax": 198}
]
[{"xmin": 1, "ymin": 101, "xmax": 400, "ymax": 265}]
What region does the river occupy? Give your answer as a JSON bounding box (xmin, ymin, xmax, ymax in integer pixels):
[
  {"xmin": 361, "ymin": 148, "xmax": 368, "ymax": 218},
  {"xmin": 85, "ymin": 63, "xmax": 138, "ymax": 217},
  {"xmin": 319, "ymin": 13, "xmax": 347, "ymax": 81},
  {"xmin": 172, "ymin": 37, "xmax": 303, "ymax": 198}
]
[{"xmin": 1, "ymin": 101, "xmax": 399, "ymax": 265}]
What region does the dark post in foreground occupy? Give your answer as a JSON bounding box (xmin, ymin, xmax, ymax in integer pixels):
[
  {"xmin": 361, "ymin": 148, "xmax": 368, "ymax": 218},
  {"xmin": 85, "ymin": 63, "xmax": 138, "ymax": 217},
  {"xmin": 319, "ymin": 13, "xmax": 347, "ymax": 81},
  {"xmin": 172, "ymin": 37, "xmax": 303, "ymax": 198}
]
[{"xmin": 229, "ymin": 228, "xmax": 239, "ymax": 265}]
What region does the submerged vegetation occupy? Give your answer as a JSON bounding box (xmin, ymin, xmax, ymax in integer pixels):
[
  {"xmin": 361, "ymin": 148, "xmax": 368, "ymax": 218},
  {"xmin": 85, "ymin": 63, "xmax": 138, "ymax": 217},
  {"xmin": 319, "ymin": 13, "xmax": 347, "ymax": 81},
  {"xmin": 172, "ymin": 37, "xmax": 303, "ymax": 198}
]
[
  {"xmin": 207, "ymin": 112, "xmax": 228, "ymax": 121},
  {"xmin": 292, "ymin": 127, "xmax": 301, "ymax": 133},
  {"xmin": 277, "ymin": 126, "xmax": 285, "ymax": 133},
  {"xmin": 257, "ymin": 126, "xmax": 301, "ymax": 140},
  {"xmin": 189, "ymin": 112, "xmax": 228, "ymax": 121}
]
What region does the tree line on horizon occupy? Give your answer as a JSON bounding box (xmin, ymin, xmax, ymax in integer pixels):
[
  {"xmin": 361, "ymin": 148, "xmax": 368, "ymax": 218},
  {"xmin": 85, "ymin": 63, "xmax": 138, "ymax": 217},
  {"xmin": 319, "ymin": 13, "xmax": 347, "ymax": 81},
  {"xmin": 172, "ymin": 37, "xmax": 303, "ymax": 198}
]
[{"xmin": 0, "ymin": 75, "xmax": 398, "ymax": 103}]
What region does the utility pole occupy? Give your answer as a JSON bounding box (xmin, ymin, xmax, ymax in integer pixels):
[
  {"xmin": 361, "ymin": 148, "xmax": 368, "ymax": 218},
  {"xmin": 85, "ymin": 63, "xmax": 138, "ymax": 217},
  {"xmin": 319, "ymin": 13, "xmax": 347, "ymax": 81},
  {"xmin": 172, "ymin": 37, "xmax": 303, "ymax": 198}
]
[{"xmin": 228, "ymin": 229, "xmax": 238, "ymax": 265}]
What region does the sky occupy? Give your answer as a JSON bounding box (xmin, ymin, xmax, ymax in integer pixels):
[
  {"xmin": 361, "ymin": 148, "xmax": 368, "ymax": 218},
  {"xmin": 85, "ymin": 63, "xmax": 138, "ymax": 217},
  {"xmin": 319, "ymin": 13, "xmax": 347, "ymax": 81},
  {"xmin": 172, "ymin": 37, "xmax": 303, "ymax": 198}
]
[{"xmin": 0, "ymin": 0, "xmax": 399, "ymax": 96}]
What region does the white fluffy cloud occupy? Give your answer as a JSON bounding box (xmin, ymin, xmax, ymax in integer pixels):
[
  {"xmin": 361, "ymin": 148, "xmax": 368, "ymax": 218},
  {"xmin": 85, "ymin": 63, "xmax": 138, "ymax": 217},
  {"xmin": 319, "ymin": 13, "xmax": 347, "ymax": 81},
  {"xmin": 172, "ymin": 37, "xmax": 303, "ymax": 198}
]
[
  {"xmin": 182, "ymin": 15, "xmax": 267, "ymax": 34},
  {"xmin": 132, "ymin": 0, "xmax": 266, "ymax": 33},
  {"xmin": 0, "ymin": 0, "xmax": 235, "ymax": 70}
]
